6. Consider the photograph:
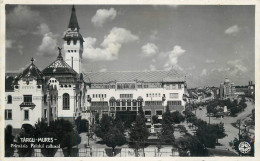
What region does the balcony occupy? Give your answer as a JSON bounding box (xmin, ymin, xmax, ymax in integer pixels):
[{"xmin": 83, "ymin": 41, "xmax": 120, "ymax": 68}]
[{"xmin": 20, "ymin": 102, "xmax": 36, "ymax": 109}]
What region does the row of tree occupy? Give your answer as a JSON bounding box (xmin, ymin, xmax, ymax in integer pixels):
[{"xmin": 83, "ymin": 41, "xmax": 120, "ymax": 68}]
[{"xmin": 206, "ymin": 97, "xmax": 247, "ymax": 116}]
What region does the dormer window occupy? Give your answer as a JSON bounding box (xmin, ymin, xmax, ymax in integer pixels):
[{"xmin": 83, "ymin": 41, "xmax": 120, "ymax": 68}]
[{"xmin": 67, "ymin": 40, "xmax": 70, "ymax": 45}]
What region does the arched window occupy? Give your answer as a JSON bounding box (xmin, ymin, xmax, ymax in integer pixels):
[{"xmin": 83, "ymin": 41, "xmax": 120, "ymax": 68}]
[
  {"xmin": 63, "ymin": 93, "xmax": 70, "ymax": 110},
  {"xmin": 7, "ymin": 95, "xmax": 12, "ymax": 104}
]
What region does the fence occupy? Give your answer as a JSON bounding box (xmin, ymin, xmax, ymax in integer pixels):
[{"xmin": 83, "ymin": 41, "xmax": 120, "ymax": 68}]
[{"xmin": 12, "ymin": 147, "xmax": 178, "ymax": 157}]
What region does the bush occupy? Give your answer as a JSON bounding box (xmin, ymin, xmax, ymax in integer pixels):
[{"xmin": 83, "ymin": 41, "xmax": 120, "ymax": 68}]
[
  {"xmin": 5, "ymin": 126, "xmax": 15, "ymax": 157},
  {"xmin": 171, "ymin": 111, "xmax": 185, "ymax": 124},
  {"xmin": 40, "ymin": 132, "xmax": 58, "ymax": 157},
  {"xmin": 17, "ymin": 132, "xmax": 34, "ymax": 157},
  {"xmin": 75, "ymin": 117, "xmax": 89, "ymax": 133}
]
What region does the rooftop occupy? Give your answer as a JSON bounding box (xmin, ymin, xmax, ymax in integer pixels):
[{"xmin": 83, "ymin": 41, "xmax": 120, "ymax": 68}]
[{"xmin": 83, "ymin": 69, "xmax": 185, "ymax": 83}]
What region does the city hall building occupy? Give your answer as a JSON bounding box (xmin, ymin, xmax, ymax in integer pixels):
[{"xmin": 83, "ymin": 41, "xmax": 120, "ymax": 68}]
[{"xmin": 5, "ymin": 6, "xmax": 187, "ymax": 132}]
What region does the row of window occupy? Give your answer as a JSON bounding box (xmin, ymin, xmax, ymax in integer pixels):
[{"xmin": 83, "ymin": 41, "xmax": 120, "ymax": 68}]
[
  {"xmin": 92, "ymin": 94, "xmax": 107, "ymax": 98},
  {"xmin": 117, "ymin": 83, "xmax": 136, "ymax": 89},
  {"xmin": 120, "ymin": 94, "xmax": 133, "ymax": 98},
  {"xmin": 67, "ymin": 40, "xmax": 77, "ymax": 45},
  {"xmin": 90, "ymin": 83, "xmax": 182, "ymax": 89},
  {"xmin": 5, "ymin": 109, "xmax": 29, "ymax": 120},
  {"xmin": 167, "ymin": 101, "xmax": 182, "ymax": 106},
  {"xmin": 60, "ymin": 84, "xmax": 72, "ymax": 88},
  {"xmin": 165, "ymin": 84, "xmax": 182, "ymax": 90},
  {"xmin": 169, "ymin": 93, "xmax": 179, "ymax": 99},
  {"xmin": 68, "ymin": 50, "xmax": 77, "ymax": 53},
  {"xmin": 145, "ymin": 101, "xmax": 163, "ymax": 106},
  {"xmin": 146, "ymin": 93, "xmax": 161, "ymax": 98},
  {"xmin": 144, "ymin": 110, "xmax": 163, "ymax": 116}
]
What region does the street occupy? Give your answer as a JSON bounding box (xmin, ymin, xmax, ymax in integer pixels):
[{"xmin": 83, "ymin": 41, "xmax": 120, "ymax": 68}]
[{"xmin": 192, "ymin": 99, "xmax": 255, "ymax": 151}]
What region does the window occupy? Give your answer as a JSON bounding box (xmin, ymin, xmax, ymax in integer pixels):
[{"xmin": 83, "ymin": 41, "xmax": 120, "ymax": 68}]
[
  {"xmin": 120, "ymin": 94, "xmax": 133, "ymax": 98},
  {"xmin": 44, "ymin": 109, "xmax": 47, "ymax": 119},
  {"xmin": 5, "ymin": 110, "xmax": 12, "ymax": 120},
  {"xmin": 167, "ymin": 101, "xmax": 182, "ymax": 106},
  {"xmin": 145, "ymin": 111, "xmax": 151, "ymax": 116},
  {"xmin": 44, "ymin": 94, "xmax": 47, "ymax": 103},
  {"xmin": 110, "ymin": 102, "xmax": 115, "ymax": 107},
  {"xmin": 63, "ymin": 93, "xmax": 70, "ymax": 110},
  {"xmin": 170, "ymin": 93, "xmax": 178, "ymax": 99},
  {"xmin": 67, "ymin": 40, "xmax": 70, "ymax": 45},
  {"xmin": 51, "ymin": 95, "xmax": 53, "ymax": 105},
  {"xmin": 133, "ymin": 102, "xmax": 137, "ymax": 107},
  {"xmin": 24, "ymin": 110, "xmax": 29, "ymax": 120},
  {"xmin": 122, "ymin": 102, "xmax": 126, "ymax": 107},
  {"xmin": 7, "ymin": 95, "xmax": 12, "ymax": 104},
  {"xmin": 73, "ymin": 40, "xmax": 77, "ymax": 45},
  {"xmin": 24, "ymin": 95, "xmax": 32, "ymax": 102},
  {"xmin": 156, "ymin": 111, "xmax": 163, "ymax": 115},
  {"xmin": 116, "ymin": 107, "xmax": 120, "ymax": 111},
  {"xmin": 145, "ymin": 101, "xmax": 162, "ymax": 106},
  {"xmin": 116, "ymin": 101, "xmax": 120, "ymax": 106},
  {"xmin": 178, "ymin": 84, "xmax": 182, "ymax": 89},
  {"xmin": 127, "ymin": 101, "xmax": 131, "ymax": 106},
  {"xmin": 117, "ymin": 83, "xmax": 136, "ymax": 89}
]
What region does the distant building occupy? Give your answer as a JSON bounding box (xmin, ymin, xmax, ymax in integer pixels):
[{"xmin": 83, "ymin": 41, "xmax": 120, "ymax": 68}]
[
  {"xmin": 219, "ymin": 78, "xmax": 235, "ymax": 99},
  {"xmin": 248, "ymin": 81, "xmax": 255, "ymax": 96}
]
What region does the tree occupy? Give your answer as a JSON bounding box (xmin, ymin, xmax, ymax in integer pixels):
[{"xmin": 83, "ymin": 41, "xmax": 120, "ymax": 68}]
[
  {"xmin": 160, "ymin": 106, "xmax": 175, "ymax": 145},
  {"xmin": 103, "ymin": 126, "xmax": 126, "ymax": 156},
  {"xmin": 215, "ymin": 123, "xmax": 227, "ymax": 143},
  {"xmin": 48, "ymin": 119, "xmax": 81, "ymax": 157},
  {"xmin": 152, "ymin": 115, "xmax": 159, "ymax": 124},
  {"xmin": 17, "ymin": 131, "xmax": 34, "ymax": 157},
  {"xmin": 129, "ymin": 107, "xmax": 150, "ymax": 157},
  {"xmin": 5, "ymin": 126, "xmax": 14, "ymax": 157},
  {"xmin": 40, "ymin": 132, "xmax": 59, "ymax": 157},
  {"xmin": 176, "ymin": 134, "xmax": 207, "ymax": 156},
  {"xmin": 75, "ymin": 116, "xmax": 89, "ymax": 133},
  {"xmin": 171, "ymin": 111, "xmax": 185, "ymax": 124},
  {"xmin": 94, "ymin": 115, "xmax": 113, "ymax": 139}
]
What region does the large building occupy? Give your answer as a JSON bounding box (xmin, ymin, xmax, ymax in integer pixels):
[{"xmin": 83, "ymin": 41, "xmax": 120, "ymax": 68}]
[
  {"xmin": 5, "ymin": 6, "xmax": 187, "ymax": 133},
  {"xmin": 219, "ymin": 78, "xmax": 235, "ymax": 99}
]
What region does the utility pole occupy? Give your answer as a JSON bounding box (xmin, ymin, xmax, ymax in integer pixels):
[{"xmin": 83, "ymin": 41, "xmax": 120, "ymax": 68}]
[{"xmin": 237, "ymin": 120, "xmax": 241, "ymax": 141}]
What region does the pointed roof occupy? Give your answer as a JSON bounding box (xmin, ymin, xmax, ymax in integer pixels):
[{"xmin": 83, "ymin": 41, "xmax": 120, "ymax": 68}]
[
  {"xmin": 68, "ymin": 5, "xmax": 80, "ymax": 30},
  {"xmin": 42, "ymin": 48, "xmax": 77, "ymax": 75},
  {"xmin": 17, "ymin": 58, "xmax": 44, "ymax": 81}
]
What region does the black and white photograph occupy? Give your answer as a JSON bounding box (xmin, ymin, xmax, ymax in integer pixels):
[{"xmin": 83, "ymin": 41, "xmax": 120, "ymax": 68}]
[{"xmin": 2, "ymin": 1, "xmax": 258, "ymax": 158}]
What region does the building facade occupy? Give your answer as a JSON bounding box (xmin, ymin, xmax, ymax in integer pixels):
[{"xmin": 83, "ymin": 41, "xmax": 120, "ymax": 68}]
[
  {"xmin": 84, "ymin": 70, "xmax": 187, "ymax": 124},
  {"xmin": 219, "ymin": 78, "xmax": 235, "ymax": 99},
  {"xmin": 5, "ymin": 6, "xmax": 187, "ymax": 133}
]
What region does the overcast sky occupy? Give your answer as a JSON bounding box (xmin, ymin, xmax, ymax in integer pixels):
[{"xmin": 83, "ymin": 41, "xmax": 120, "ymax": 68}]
[{"xmin": 5, "ymin": 5, "xmax": 255, "ymax": 88}]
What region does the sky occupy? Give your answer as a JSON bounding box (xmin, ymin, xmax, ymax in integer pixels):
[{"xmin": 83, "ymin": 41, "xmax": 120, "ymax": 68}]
[{"xmin": 5, "ymin": 5, "xmax": 255, "ymax": 88}]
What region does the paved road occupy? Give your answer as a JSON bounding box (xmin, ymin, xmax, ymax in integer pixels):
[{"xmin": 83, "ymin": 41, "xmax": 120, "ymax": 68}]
[{"xmin": 192, "ymin": 99, "xmax": 255, "ymax": 150}]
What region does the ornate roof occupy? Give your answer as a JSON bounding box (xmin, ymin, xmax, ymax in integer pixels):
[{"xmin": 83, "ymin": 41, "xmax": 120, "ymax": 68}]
[
  {"xmin": 83, "ymin": 69, "xmax": 185, "ymax": 84},
  {"xmin": 17, "ymin": 58, "xmax": 44, "ymax": 81},
  {"xmin": 42, "ymin": 48, "xmax": 77, "ymax": 76}
]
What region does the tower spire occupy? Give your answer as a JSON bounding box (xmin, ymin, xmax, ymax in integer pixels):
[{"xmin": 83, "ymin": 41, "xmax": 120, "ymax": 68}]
[{"xmin": 68, "ymin": 5, "xmax": 79, "ymax": 30}]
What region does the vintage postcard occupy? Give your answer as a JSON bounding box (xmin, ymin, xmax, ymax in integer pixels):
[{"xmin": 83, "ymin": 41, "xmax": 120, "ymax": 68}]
[{"xmin": 1, "ymin": 0, "xmax": 259, "ymax": 160}]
